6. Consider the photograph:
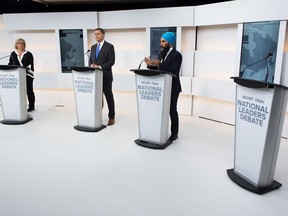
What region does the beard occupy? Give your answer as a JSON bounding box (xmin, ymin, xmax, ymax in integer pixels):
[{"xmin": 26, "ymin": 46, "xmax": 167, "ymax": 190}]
[{"xmin": 160, "ymin": 45, "xmax": 170, "ymax": 60}]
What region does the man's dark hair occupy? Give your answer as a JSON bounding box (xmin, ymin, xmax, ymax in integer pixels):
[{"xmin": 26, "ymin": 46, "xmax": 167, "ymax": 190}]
[{"xmin": 95, "ymin": 28, "xmax": 105, "ymax": 35}]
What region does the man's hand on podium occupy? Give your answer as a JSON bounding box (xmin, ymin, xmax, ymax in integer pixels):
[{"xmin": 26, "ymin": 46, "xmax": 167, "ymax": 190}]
[{"xmin": 90, "ymin": 63, "xmax": 101, "ymax": 69}]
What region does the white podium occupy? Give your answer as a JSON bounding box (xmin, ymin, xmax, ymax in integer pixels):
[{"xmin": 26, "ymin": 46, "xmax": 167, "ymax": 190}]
[
  {"xmin": 0, "ymin": 65, "xmax": 32, "ymax": 124},
  {"xmin": 131, "ymin": 69, "xmax": 175, "ymax": 149},
  {"xmin": 71, "ymin": 66, "xmax": 106, "ymax": 132},
  {"xmin": 227, "ymin": 77, "xmax": 288, "ymax": 194}
]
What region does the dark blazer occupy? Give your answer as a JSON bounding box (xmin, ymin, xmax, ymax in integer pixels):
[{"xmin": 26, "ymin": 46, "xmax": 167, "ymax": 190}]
[
  {"xmin": 158, "ymin": 48, "xmax": 182, "ymax": 93},
  {"xmin": 9, "ymin": 51, "xmax": 34, "ymax": 78},
  {"xmin": 89, "ymin": 41, "xmax": 115, "ymax": 82}
]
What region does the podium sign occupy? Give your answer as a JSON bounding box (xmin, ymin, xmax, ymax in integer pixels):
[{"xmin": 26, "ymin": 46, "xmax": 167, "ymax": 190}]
[
  {"xmin": 235, "ymin": 86, "xmax": 276, "ymax": 184},
  {"xmin": 131, "ymin": 69, "xmax": 173, "ymax": 149},
  {"xmin": 71, "ymin": 67, "xmax": 106, "ymax": 132},
  {"xmin": 0, "ymin": 65, "xmax": 32, "ymax": 124}
]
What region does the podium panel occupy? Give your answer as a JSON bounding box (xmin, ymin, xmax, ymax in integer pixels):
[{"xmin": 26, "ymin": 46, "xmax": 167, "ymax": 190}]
[
  {"xmin": 228, "ymin": 78, "xmax": 288, "ymax": 194},
  {"xmin": 71, "ymin": 67, "xmax": 106, "ymax": 132},
  {"xmin": 0, "ymin": 65, "xmax": 32, "ymax": 124},
  {"xmin": 131, "ymin": 69, "xmax": 173, "ymax": 149}
]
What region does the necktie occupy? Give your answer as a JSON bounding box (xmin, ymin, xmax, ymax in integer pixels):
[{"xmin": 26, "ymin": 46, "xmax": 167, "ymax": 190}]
[{"xmin": 96, "ymin": 43, "xmax": 100, "ymax": 59}]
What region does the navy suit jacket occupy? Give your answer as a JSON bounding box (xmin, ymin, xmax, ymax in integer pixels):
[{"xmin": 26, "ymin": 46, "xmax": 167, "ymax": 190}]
[
  {"xmin": 89, "ymin": 41, "xmax": 115, "ymax": 82},
  {"xmin": 158, "ymin": 48, "xmax": 182, "ymax": 93}
]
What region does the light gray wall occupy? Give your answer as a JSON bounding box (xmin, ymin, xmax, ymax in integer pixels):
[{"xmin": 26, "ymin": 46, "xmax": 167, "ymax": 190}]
[{"xmin": 0, "ymin": 0, "xmax": 287, "ymax": 137}]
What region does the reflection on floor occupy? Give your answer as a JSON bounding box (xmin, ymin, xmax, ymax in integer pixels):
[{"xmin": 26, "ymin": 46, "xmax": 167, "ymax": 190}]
[{"xmin": 0, "ymin": 92, "xmax": 288, "ymax": 216}]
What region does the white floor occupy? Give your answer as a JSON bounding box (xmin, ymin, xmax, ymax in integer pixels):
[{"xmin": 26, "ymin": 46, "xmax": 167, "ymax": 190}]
[{"xmin": 0, "ymin": 91, "xmax": 288, "ymax": 216}]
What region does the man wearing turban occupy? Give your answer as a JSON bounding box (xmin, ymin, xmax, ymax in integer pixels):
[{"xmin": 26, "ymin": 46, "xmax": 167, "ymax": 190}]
[{"xmin": 145, "ymin": 32, "xmax": 182, "ymax": 142}]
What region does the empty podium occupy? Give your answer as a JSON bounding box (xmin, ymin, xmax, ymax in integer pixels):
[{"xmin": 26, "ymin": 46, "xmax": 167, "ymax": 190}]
[
  {"xmin": 0, "ymin": 65, "xmax": 32, "ymax": 124},
  {"xmin": 227, "ymin": 20, "xmax": 288, "ymax": 194},
  {"xmin": 71, "ymin": 66, "xmax": 106, "ymax": 132},
  {"xmin": 131, "ymin": 69, "xmax": 175, "ymax": 149},
  {"xmin": 227, "ymin": 78, "xmax": 288, "ymax": 194}
]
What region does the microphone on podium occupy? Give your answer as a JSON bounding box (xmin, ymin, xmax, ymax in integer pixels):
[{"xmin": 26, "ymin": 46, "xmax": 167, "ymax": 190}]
[
  {"xmin": 138, "ymin": 50, "xmax": 160, "ymax": 70},
  {"xmin": 84, "ymin": 50, "xmax": 91, "ymax": 59},
  {"xmin": 138, "ymin": 57, "xmax": 150, "ymax": 70},
  {"xmin": 240, "ymin": 52, "xmax": 273, "ymax": 77},
  {"xmin": 84, "ymin": 50, "xmax": 90, "ymax": 55},
  {"xmin": 0, "ymin": 54, "xmax": 16, "ymax": 65},
  {"xmin": 0, "ymin": 55, "xmax": 10, "ymax": 60},
  {"xmin": 84, "ymin": 50, "xmax": 91, "ymax": 65}
]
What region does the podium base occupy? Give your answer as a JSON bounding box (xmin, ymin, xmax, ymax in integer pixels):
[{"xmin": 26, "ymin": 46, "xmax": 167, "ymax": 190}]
[
  {"xmin": 1, "ymin": 117, "xmax": 33, "ymax": 125},
  {"xmin": 227, "ymin": 169, "xmax": 282, "ymax": 195},
  {"xmin": 135, "ymin": 139, "xmax": 172, "ymax": 150},
  {"xmin": 74, "ymin": 125, "xmax": 106, "ymax": 132}
]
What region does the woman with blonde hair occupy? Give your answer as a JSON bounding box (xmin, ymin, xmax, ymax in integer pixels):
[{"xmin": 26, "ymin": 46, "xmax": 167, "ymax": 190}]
[{"xmin": 9, "ymin": 38, "xmax": 35, "ymax": 112}]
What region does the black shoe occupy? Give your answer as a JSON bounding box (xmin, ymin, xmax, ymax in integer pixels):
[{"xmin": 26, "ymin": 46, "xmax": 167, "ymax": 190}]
[
  {"xmin": 169, "ymin": 134, "xmax": 178, "ymax": 142},
  {"xmin": 27, "ymin": 107, "xmax": 35, "ymax": 112}
]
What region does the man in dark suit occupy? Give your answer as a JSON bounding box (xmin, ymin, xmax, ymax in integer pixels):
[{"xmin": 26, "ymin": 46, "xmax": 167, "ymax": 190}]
[
  {"xmin": 89, "ymin": 28, "xmax": 115, "ymax": 126},
  {"xmin": 145, "ymin": 32, "xmax": 182, "ymax": 142}
]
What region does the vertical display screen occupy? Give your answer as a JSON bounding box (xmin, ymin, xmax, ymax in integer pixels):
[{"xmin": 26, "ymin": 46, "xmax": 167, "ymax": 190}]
[
  {"xmin": 239, "ymin": 21, "xmax": 280, "ymax": 83},
  {"xmin": 59, "ymin": 29, "xmax": 84, "ymax": 73}
]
